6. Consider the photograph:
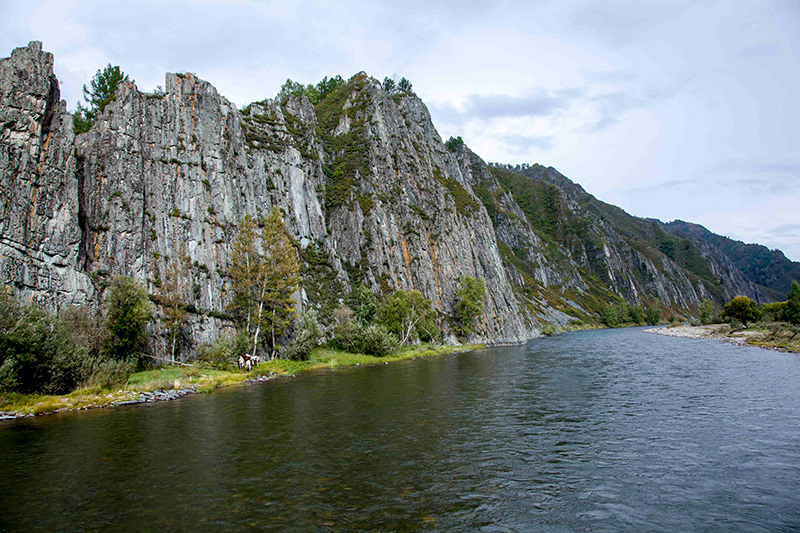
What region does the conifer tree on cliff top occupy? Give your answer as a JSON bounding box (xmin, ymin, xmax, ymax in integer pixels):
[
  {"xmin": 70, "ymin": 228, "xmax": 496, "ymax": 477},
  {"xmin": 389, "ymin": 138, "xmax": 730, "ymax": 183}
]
[{"xmin": 74, "ymin": 64, "xmax": 129, "ymax": 134}]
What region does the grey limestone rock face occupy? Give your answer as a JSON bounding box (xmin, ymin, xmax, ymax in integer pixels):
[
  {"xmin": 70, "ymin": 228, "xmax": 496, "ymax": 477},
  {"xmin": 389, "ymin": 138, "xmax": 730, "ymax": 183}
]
[
  {"xmin": 0, "ymin": 42, "xmax": 94, "ymax": 309},
  {"xmin": 0, "ymin": 42, "xmax": 538, "ymax": 352},
  {"xmin": 0, "ymin": 41, "xmax": 771, "ymax": 355}
]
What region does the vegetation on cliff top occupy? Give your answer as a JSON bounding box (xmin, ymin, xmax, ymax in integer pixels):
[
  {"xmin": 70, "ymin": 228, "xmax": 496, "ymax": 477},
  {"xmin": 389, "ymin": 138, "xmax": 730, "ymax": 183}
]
[{"xmin": 74, "ymin": 64, "xmax": 129, "ymax": 134}]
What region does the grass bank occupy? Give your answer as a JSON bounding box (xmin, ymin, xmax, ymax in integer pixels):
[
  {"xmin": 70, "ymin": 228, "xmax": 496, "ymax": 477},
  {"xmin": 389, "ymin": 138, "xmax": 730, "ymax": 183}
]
[{"xmin": 0, "ymin": 343, "xmax": 483, "ymax": 418}]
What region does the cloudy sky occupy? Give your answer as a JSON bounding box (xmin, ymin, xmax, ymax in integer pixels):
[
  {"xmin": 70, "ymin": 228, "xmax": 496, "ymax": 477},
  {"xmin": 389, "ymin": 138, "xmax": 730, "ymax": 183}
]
[{"xmin": 2, "ymin": 0, "xmax": 799, "ymax": 260}]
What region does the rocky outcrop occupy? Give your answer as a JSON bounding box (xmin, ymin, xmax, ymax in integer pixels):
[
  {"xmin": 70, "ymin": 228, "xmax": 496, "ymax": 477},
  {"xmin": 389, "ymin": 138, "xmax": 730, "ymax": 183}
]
[
  {"xmin": 470, "ymin": 162, "xmax": 766, "ymax": 320},
  {"xmin": 0, "ymin": 42, "xmax": 781, "ymax": 355},
  {"xmin": 1, "ymin": 42, "xmax": 536, "ymax": 354},
  {"xmin": 0, "ymin": 42, "xmax": 94, "ymax": 310}
]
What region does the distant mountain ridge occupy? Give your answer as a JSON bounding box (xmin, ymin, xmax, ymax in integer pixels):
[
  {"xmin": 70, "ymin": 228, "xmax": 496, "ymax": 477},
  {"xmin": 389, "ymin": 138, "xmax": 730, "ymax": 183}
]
[{"xmin": 663, "ymin": 220, "xmax": 800, "ymax": 299}]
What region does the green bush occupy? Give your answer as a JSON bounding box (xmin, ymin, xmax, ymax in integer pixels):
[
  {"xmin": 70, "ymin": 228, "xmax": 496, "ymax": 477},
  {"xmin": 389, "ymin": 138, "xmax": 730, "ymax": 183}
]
[
  {"xmin": 602, "ymin": 304, "xmax": 618, "ymax": 327},
  {"xmin": 787, "ymin": 281, "xmax": 800, "ymax": 325},
  {"xmin": 105, "ymin": 276, "xmax": 154, "ymax": 365},
  {"xmin": 722, "ymin": 295, "xmax": 761, "ymax": 327},
  {"xmin": 0, "ymin": 297, "xmax": 57, "ymax": 394},
  {"xmin": 197, "ymin": 331, "xmax": 249, "ymax": 370},
  {"xmin": 0, "ymin": 293, "xmax": 132, "ymax": 394},
  {"xmin": 761, "ymin": 301, "xmax": 787, "ymax": 322},
  {"xmin": 350, "ymin": 285, "xmax": 377, "ymax": 325},
  {"xmin": 332, "ymin": 322, "xmax": 398, "ymax": 357},
  {"xmin": 283, "ymin": 310, "xmax": 322, "ymax": 361},
  {"xmin": 453, "ymin": 276, "xmax": 485, "ymax": 336},
  {"xmin": 375, "ymin": 289, "xmax": 437, "ymax": 345},
  {"xmin": 646, "ymin": 304, "xmax": 661, "ymax": 326},
  {"xmin": 79, "ymin": 356, "xmax": 134, "ymax": 389},
  {"xmin": 699, "ymin": 299, "xmax": 714, "ymax": 325},
  {"xmin": 541, "ymin": 324, "xmax": 558, "ymax": 336},
  {"xmin": 626, "ymin": 304, "xmax": 645, "ymax": 325},
  {"xmin": 445, "ymin": 136, "xmax": 464, "ymax": 151}
]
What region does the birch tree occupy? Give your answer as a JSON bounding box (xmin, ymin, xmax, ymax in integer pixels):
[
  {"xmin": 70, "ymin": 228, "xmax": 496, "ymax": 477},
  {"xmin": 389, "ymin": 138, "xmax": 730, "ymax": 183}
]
[
  {"xmin": 160, "ymin": 244, "xmax": 190, "ymax": 363},
  {"xmin": 229, "ymin": 210, "xmax": 300, "ymax": 360},
  {"xmin": 376, "ymin": 290, "xmax": 436, "ymax": 345}
]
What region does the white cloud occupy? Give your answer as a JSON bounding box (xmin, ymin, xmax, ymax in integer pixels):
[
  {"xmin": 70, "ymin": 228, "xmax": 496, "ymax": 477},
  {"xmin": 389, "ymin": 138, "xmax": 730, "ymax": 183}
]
[{"xmin": 1, "ymin": 0, "xmax": 798, "ymax": 260}]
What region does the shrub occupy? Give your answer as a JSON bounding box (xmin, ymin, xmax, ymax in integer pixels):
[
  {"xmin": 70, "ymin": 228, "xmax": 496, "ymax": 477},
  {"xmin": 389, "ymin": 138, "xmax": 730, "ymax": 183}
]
[
  {"xmin": 375, "ymin": 289, "xmax": 437, "ymax": 345},
  {"xmin": 197, "ymin": 331, "xmax": 249, "ymax": 370},
  {"xmin": 453, "ymin": 276, "xmax": 485, "ymax": 336},
  {"xmin": 105, "ymin": 276, "xmax": 154, "ymax": 365},
  {"xmin": 350, "ymin": 285, "xmax": 377, "ymax": 325},
  {"xmin": 332, "ymin": 322, "xmax": 398, "ymax": 357},
  {"xmin": 283, "ymin": 310, "xmax": 322, "ymax": 361},
  {"xmin": 0, "ymin": 297, "xmax": 57, "ymax": 394},
  {"xmin": 602, "ymin": 304, "xmax": 618, "ymax": 327},
  {"xmin": 541, "ymin": 324, "xmax": 558, "ymax": 336},
  {"xmin": 646, "ymin": 304, "xmax": 661, "ymax": 326},
  {"xmin": 0, "ymin": 294, "xmax": 132, "ymax": 394},
  {"xmin": 699, "ymin": 299, "xmax": 714, "ymax": 325},
  {"xmin": 761, "ymin": 301, "xmax": 787, "ymax": 322},
  {"xmin": 79, "ymin": 356, "xmax": 134, "ymax": 389},
  {"xmin": 445, "ymin": 136, "xmax": 464, "ymax": 151},
  {"xmin": 787, "ymin": 281, "xmax": 800, "ymax": 325},
  {"xmin": 626, "ymin": 304, "xmax": 645, "ymax": 325},
  {"xmin": 333, "ymin": 305, "xmax": 355, "ymax": 325},
  {"xmin": 722, "ymin": 295, "xmax": 761, "ymax": 327}
]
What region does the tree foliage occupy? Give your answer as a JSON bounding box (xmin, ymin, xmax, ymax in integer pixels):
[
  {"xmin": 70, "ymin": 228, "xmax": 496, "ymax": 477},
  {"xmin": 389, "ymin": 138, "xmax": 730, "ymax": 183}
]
[
  {"xmin": 160, "ymin": 246, "xmax": 190, "ymax": 363},
  {"xmin": 351, "ymin": 284, "xmax": 377, "ymax": 325},
  {"xmin": 382, "ymin": 76, "xmax": 413, "ymax": 95},
  {"xmin": 722, "ymin": 295, "xmax": 761, "ymax": 327},
  {"xmin": 602, "ymin": 304, "xmax": 618, "ymax": 327},
  {"xmin": 283, "ymin": 310, "xmax": 323, "ymax": 361},
  {"xmin": 0, "ymin": 292, "xmax": 132, "ymax": 394},
  {"xmin": 627, "ymin": 304, "xmax": 645, "ymax": 325},
  {"xmin": 105, "ymin": 276, "xmax": 154, "ymax": 365},
  {"xmin": 786, "ymin": 280, "xmax": 800, "ymax": 325},
  {"xmin": 453, "ymin": 276, "xmax": 485, "ymax": 336},
  {"xmin": 646, "ymin": 304, "xmax": 661, "ymax": 326},
  {"xmin": 228, "ymin": 209, "xmax": 301, "ymax": 359},
  {"xmin": 74, "ymin": 64, "xmax": 129, "ymax": 134},
  {"xmin": 375, "ymin": 290, "xmax": 436, "ymax": 345},
  {"xmin": 277, "ymin": 75, "xmax": 345, "ymax": 105},
  {"xmin": 445, "ymin": 136, "xmax": 464, "ymax": 152},
  {"xmin": 699, "ymin": 299, "xmax": 714, "ymax": 325},
  {"xmin": 332, "ymin": 322, "xmax": 398, "ymax": 357}
]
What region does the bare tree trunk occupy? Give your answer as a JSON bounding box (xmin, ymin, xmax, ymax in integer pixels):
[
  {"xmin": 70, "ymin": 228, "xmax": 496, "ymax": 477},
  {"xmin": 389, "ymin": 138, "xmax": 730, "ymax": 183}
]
[
  {"xmin": 252, "ymin": 300, "xmax": 264, "ymax": 359},
  {"xmin": 401, "ymin": 309, "xmax": 422, "ymax": 346},
  {"xmin": 271, "ymin": 310, "xmax": 276, "ymax": 360}
]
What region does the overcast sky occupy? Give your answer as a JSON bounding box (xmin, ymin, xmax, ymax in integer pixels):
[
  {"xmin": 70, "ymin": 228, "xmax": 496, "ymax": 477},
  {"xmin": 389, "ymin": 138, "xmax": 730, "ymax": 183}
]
[{"xmin": 2, "ymin": 0, "xmax": 799, "ymax": 260}]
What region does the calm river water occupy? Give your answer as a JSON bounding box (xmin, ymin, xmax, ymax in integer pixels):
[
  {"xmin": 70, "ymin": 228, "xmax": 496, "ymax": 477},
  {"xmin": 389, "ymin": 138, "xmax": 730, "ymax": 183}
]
[{"xmin": 1, "ymin": 327, "xmax": 799, "ymax": 531}]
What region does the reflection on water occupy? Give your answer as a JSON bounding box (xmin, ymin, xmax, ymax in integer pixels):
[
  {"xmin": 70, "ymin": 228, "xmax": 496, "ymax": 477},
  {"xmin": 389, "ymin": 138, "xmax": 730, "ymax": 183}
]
[{"xmin": 2, "ymin": 327, "xmax": 800, "ymax": 531}]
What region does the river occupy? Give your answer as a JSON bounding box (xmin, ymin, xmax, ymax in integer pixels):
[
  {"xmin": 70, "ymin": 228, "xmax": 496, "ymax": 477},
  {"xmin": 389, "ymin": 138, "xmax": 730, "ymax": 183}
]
[{"xmin": 1, "ymin": 327, "xmax": 799, "ymax": 531}]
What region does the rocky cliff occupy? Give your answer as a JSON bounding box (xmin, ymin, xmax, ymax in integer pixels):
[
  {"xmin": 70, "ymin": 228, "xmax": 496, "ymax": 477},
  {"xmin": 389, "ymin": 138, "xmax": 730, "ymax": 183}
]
[
  {"xmin": 0, "ymin": 42, "xmax": 784, "ymax": 355},
  {"xmin": 1, "ymin": 42, "xmax": 535, "ymax": 354}
]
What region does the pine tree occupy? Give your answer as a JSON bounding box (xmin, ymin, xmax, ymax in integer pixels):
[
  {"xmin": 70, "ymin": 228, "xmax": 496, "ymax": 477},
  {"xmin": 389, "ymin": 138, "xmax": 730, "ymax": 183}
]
[{"xmin": 74, "ymin": 64, "xmax": 129, "ymax": 134}]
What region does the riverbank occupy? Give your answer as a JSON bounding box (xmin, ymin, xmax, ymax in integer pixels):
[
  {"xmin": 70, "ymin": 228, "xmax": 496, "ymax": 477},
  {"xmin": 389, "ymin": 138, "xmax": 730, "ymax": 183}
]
[
  {"xmin": 0, "ymin": 343, "xmax": 483, "ymax": 420},
  {"xmin": 646, "ymin": 323, "xmax": 800, "ymax": 353}
]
